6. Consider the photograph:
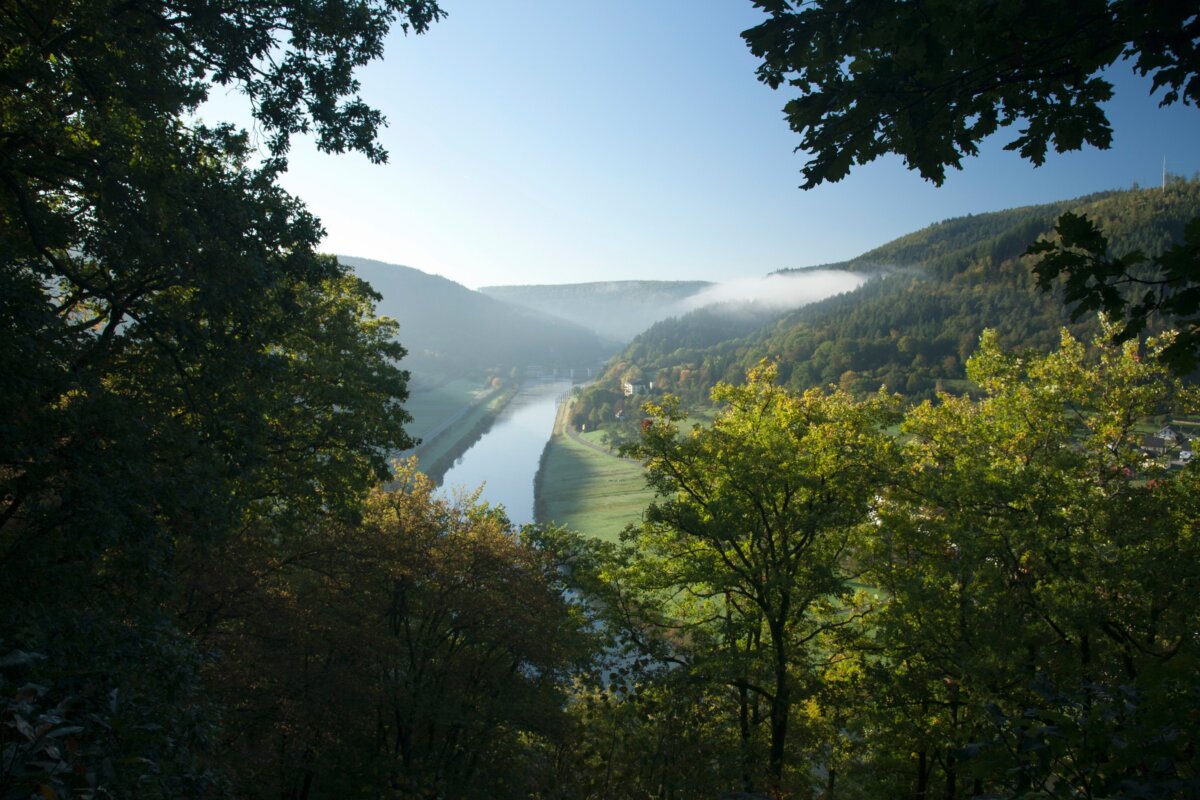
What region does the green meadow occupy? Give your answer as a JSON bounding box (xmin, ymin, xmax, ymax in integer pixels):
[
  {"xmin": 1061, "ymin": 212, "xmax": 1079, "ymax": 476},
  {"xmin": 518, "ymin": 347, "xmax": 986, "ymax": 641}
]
[{"xmin": 536, "ymin": 432, "xmax": 656, "ymax": 542}]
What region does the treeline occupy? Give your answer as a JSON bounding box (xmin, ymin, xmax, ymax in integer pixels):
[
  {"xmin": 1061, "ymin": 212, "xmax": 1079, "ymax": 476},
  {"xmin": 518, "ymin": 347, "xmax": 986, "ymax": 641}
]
[
  {"xmin": 573, "ymin": 181, "xmax": 1200, "ymax": 424},
  {"xmin": 571, "ymin": 306, "xmax": 782, "ymax": 430},
  {"xmin": 558, "ymin": 328, "xmax": 1200, "ymax": 798}
]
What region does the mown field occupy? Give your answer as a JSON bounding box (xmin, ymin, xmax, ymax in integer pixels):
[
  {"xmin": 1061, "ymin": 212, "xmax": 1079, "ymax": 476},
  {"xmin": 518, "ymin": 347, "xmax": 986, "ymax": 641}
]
[{"xmin": 536, "ymin": 432, "xmax": 656, "ymax": 542}]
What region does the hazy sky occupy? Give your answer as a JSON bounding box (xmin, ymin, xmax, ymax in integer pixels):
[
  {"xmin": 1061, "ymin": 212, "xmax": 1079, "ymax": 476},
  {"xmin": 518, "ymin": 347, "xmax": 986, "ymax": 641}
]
[{"xmin": 205, "ymin": 2, "xmax": 1200, "ymax": 289}]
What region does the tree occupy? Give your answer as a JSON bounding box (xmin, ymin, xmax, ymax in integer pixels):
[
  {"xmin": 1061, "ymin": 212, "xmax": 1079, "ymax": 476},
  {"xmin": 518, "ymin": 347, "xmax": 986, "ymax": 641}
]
[
  {"xmin": 862, "ymin": 324, "xmax": 1200, "ymax": 798},
  {"xmin": 1, "ymin": 1, "xmax": 441, "ymax": 794},
  {"xmin": 743, "ymin": 1, "xmax": 1197, "ymax": 189},
  {"xmin": 1029, "ymin": 211, "xmax": 1200, "ymax": 372},
  {"xmin": 623, "ymin": 363, "xmax": 898, "ymax": 793},
  {"xmin": 181, "ymin": 461, "xmax": 589, "ymax": 799},
  {"xmin": 742, "ymin": 0, "xmax": 1200, "ymax": 368}
]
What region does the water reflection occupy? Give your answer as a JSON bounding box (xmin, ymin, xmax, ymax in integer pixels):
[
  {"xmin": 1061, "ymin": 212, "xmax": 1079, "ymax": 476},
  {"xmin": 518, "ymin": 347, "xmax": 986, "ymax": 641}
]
[{"xmin": 439, "ymin": 380, "xmax": 570, "ymax": 526}]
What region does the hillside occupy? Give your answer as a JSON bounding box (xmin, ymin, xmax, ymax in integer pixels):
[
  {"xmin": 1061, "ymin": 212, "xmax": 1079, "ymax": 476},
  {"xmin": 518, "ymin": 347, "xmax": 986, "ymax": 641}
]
[
  {"xmin": 339, "ymin": 256, "xmax": 617, "ymax": 381},
  {"xmin": 478, "ymin": 280, "xmax": 713, "ymax": 342},
  {"xmin": 572, "ymin": 182, "xmax": 1200, "ymax": 426}
]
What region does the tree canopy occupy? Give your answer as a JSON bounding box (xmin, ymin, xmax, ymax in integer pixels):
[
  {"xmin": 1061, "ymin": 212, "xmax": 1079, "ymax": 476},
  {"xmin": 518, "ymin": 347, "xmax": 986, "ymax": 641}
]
[
  {"xmin": 743, "ymin": 0, "xmax": 1199, "ymax": 189},
  {"xmin": 1, "ymin": 1, "xmax": 442, "ymax": 794},
  {"xmin": 625, "ymin": 365, "xmax": 897, "ymax": 789},
  {"xmin": 559, "ymin": 324, "xmax": 1200, "ymax": 799}
]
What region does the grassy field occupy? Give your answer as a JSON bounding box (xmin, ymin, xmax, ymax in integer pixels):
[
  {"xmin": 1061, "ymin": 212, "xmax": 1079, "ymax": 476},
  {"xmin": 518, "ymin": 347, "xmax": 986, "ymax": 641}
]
[
  {"xmin": 534, "ymin": 403, "xmax": 718, "ymax": 541},
  {"xmin": 537, "ymin": 400, "xmax": 1200, "ymax": 543},
  {"xmin": 404, "ymin": 377, "xmax": 489, "ymax": 441},
  {"xmin": 536, "ymin": 432, "xmax": 657, "ymax": 543},
  {"xmin": 578, "ymin": 429, "xmax": 615, "ymax": 447}
]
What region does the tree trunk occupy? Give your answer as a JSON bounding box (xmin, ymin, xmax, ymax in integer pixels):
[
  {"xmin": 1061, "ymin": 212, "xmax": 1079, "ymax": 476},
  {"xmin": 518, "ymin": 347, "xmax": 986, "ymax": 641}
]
[
  {"xmin": 915, "ymin": 749, "xmax": 929, "ymax": 800},
  {"xmin": 944, "ymin": 683, "xmax": 960, "ymax": 800},
  {"xmin": 739, "ymin": 682, "xmax": 754, "ymax": 793},
  {"xmin": 768, "ymin": 617, "xmax": 790, "ymax": 785},
  {"xmin": 943, "ymin": 747, "xmax": 957, "ymax": 800}
]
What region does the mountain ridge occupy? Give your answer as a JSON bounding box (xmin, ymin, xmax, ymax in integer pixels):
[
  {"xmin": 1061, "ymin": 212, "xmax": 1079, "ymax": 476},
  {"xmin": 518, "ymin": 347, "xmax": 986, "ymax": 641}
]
[
  {"xmin": 338, "ymin": 256, "xmax": 617, "ymax": 381},
  {"xmin": 478, "ymin": 279, "xmax": 714, "ymax": 342}
]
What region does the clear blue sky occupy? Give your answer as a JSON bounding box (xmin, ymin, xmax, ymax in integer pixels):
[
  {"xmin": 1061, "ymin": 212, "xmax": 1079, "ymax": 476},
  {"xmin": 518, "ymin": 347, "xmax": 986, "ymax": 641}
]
[{"xmin": 207, "ymin": 1, "xmax": 1200, "ymax": 289}]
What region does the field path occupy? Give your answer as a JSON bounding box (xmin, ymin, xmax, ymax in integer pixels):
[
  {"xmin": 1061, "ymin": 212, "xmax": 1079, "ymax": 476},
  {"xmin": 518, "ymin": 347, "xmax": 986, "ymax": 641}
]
[
  {"xmin": 555, "ymin": 396, "xmax": 639, "ymax": 463},
  {"xmin": 564, "ymin": 424, "xmax": 640, "ymax": 463}
]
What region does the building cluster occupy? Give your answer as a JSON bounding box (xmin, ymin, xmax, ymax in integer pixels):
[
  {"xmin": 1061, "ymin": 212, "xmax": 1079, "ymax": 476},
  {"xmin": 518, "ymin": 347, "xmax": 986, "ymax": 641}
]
[{"xmin": 1141, "ymin": 424, "xmax": 1194, "ymax": 465}]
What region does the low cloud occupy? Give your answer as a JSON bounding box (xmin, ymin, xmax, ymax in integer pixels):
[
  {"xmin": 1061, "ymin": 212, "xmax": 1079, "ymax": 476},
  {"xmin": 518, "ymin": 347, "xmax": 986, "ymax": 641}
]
[{"xmin": 677, "ymin": 270, "xmax": 867, "ymax": 314}]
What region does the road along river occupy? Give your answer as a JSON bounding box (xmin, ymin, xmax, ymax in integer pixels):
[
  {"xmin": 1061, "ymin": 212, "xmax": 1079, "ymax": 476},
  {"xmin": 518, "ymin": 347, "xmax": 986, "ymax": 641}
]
[{"xmin": 438, "ymin": 379, "xmax": 571, "ymax": 526}]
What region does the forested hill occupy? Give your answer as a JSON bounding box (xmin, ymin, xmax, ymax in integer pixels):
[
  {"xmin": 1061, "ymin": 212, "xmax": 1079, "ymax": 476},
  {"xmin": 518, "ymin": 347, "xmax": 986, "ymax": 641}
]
[
  {"xmin": 478, "ymin": 279, "xmax": 713, "ymax": 341},
  {"xmin": 808, "ymin": 190, "xmax": 1120, "ymax": 275},
  {"xmin": 340, "ymin": 256, "xmax": 617, "ymax": 378},
  {"xmin": 573, "ymin": 182, "xmax": 1200, "ymax": 423}
]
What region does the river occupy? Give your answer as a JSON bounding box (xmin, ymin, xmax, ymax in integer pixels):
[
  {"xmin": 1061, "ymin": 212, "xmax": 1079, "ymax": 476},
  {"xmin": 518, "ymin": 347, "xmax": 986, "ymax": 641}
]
[{"xmin": 438, "ymin": 379, "xmax": 571, "ymax": 526}]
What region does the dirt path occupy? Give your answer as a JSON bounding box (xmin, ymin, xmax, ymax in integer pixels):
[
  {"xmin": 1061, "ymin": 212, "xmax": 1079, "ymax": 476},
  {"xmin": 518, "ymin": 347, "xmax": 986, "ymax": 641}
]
[
  {"xmin": 551, "ymin": 392, "xmax": 571, "ymax": 437},
  {"xmin": 557, "ymin": 396, "xmax": 640, "ymax": 463}
]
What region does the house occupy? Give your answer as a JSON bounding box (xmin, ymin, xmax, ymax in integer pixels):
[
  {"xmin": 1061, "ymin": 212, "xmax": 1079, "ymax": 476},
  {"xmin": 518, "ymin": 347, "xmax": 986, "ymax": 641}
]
[
  {"xmin": 1141, "ymin": 435, "xmax": 1169, "ymax": 456},
  {"xmin": 1158, "ymin": 424, "xmax": 1181, "ymax": 441},
  {"xmin": 622, "ymin": 380, "xmax": 647, "ymax": 397}
]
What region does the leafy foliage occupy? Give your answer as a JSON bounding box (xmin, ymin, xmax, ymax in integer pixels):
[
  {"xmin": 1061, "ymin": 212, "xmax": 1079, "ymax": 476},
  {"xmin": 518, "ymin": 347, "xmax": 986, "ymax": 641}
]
[
  {"xmin": 743, "ymin": 0, "xmax": 1198, "ymax": 189},
  {"xmin": 183, "ymin": 462, "xmax": 590, "ymax": 799},
  {"xmin": 596, "ymin": 365, "xmax": 897, "ymax": 793},
  {"xmin": 858, "ymin": 324, "xmax": 1200, "ymax": 798},
  {"xmin": 562, "ymin": 325, "xmax": 1200, "ymax": 799},
  {"xmin": 1, "ymin": 0, "xmax": 440, "ymax": 793},
  {"xmin": 1031, "ymin": 211, "xmax": 1200, "ymax": 372}
]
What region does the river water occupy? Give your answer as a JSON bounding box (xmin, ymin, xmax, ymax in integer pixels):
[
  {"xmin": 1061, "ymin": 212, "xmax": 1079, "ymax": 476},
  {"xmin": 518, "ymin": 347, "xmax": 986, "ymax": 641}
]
[{"xmin": 439, "ymin": 380, "xmax": 571, "ymax": 526}]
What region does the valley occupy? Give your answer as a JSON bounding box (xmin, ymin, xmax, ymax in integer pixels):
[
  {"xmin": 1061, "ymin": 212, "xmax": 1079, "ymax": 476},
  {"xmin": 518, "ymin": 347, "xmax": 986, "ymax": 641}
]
[
  {"xmin": 350, "ymin": 181, "xmax": 1200, "ymax": 544},
  {"xmin": 11, "ymin": 5, "xmax": 1200, "ymax": 797}
]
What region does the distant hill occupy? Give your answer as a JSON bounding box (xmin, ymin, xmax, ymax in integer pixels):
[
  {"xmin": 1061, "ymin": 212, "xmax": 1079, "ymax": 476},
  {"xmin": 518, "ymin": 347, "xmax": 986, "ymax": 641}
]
[
  {"xmin": 478, "ymin": 280, "xmax": 714, "ymax": 342},
  {"xmin": 571, "ymin": 182, "xmax": 1200, "ymax": 427},
  {"xmin": 338, "ymin": 256, "xmax": 617, "ymax": 381}
]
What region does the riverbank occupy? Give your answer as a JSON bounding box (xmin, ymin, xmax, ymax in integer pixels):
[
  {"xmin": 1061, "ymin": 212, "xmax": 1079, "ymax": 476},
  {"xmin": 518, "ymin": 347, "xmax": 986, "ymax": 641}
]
[
  {"xmin": 412, "ymin": 383, "xmax": 519, "ymax": 483},
  {"xmin": 534, "ymin": 395, "xmax": 655, "ymax": 541},
  {"xmin": 403, "ymin": 377, "xmax": 494, "ymax": 442},
  {"xmin": 436, "ymin": 380, "xmax": 572, "ymax": 525}
]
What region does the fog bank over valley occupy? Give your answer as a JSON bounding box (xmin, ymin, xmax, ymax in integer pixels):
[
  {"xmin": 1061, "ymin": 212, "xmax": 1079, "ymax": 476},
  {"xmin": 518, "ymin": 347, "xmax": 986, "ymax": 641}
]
[{"xmin": 677, "ymin": 270, "xmax": 867, "ymax": 314}]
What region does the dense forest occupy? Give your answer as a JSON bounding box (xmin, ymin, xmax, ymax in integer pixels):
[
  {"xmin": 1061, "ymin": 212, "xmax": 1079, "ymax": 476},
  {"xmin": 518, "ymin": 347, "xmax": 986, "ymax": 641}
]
[
  {"xmin": 567, "ymin": 329, "xmax": 1200, "ymax": 799},
  {"xmin": 4, "ymin": 2, "xmax": 1200, "ymax": 799},
  {"xmin": 572, "ymin": 182, "xmax": 1200, "ymax": 429}
]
